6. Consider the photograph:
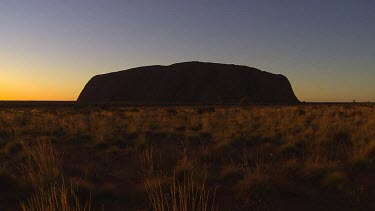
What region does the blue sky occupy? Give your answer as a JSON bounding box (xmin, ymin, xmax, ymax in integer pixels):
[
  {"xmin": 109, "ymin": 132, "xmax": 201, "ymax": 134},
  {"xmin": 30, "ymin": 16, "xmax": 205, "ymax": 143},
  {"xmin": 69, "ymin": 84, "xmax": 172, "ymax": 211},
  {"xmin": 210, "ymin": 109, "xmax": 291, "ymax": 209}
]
[{"xmin": 1, "ymin": 0, "xmax": 374, "ymax": 101}]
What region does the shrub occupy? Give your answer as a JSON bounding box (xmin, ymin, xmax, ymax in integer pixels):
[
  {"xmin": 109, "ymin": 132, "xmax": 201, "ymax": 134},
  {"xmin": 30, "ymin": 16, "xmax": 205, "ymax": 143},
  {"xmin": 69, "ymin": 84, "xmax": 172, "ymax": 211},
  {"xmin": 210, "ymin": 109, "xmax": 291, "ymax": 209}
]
[
  {"xmin": 349, "ymin": 158, "xmax": 370, "ymax": 171},
  {"xmin": 236, "ymin": 175, "xmax": 273, "ymax": 211},
  {"xmin": 219, "ymin": 164, "xmax": 244, "ymax": 184},
  {"xmin": 94, "ymin": 183, "xmax": 116, "ymax": 201},
  {"xmin": 71, "ymin": 177, "xmax": 96, "ymax": 198},
  {"xmin": 280, "ymin": 139, "xmax": 308, "ymax": 158},
  {"xmin": 239, "ymin": 96, "xmax": 250, "ymax": 106},
  {"xmin": 0, "ymin": 166, "xmax": 18, "ymax": 189},
  {"xmin": 280, "ymin": 142, "xmax": 299, "ymax": 157},
  {"xmin": 5, "ymin": 141, "xmax": 25, "ymax": 156},
  {"xmin": 301, "ymin": 165, "xmax": 328, "ymax": 184},
  {"xmin": 174, "ymin": 126, "xmax": 186, "ymax": 132},
  {"xmin": 321, "ymin": 171, "xmax": 347, "ymax": 190},
  {"xmin": 283, "ymin": 159, "xmax": 303, "ymax": 176},
  {"xmin": 189, "ymin": 125, "xmax": 203, "ymax": 131},
  {"xmin": 93, "ymin": 141, "xmax": 110, "ymax": 150}
]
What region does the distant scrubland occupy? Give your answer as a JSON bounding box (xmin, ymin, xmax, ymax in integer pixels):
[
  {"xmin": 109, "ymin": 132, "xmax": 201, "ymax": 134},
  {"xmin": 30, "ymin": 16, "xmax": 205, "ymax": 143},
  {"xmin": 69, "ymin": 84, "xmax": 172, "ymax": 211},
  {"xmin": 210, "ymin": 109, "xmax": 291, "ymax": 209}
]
[{"xmin": 0, "ymin": 104, "xmax": 374, "ymax": 210}]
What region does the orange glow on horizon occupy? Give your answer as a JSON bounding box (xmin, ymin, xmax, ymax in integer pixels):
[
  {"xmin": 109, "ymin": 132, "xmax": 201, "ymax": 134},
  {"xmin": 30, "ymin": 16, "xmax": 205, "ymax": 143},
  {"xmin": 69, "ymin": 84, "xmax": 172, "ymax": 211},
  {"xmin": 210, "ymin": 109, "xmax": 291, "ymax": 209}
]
[
  {"xmin": 0, "ymin": 87, "xmax": 77, "ymax": 101},
  {"xmin": 1, "ymin": 63, "xmax": 85, "ymax": 101},
  {"xmin": 0, "ymin": 74, "xmax": 79, "ymax": 101}
]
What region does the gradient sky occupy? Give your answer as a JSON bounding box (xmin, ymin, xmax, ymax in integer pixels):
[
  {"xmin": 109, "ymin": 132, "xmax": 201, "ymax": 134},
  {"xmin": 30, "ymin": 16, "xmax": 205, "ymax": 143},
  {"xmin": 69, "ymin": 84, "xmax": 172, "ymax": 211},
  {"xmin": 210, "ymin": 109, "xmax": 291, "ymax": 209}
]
[{"xmin": 1, "ymin": 0, "xmax": 374, "ymax": 102}]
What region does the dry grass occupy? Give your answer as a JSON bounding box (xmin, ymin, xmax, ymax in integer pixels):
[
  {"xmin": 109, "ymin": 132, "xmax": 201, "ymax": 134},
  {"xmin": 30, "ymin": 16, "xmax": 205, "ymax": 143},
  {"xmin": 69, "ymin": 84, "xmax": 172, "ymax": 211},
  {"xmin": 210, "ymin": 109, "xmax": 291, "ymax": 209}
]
[
  {"xmin": 20, "ymin": 182, "xmax": 91, "ymax": 211},
  {"xmin": 20, "ymin": 139, "xmax": 61, "ymax": 191},
  {"xmin": 19, "ymin": 139, "xmax": 91, "ymax": 211},
  {"xmin": 138, "ymin": 145, "xmax": 156, "ymax": 178},
  {"xmin": 145, "ymin": 172, "xmax": 216, "ymax": 211}
]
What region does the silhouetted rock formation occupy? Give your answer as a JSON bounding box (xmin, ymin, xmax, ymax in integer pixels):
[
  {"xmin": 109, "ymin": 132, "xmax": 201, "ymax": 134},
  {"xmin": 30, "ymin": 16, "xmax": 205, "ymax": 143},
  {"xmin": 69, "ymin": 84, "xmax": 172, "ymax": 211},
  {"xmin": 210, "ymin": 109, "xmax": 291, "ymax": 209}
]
[{"xmin": 77, "ymin": 62, "xmax": 299, "ymax": 104}]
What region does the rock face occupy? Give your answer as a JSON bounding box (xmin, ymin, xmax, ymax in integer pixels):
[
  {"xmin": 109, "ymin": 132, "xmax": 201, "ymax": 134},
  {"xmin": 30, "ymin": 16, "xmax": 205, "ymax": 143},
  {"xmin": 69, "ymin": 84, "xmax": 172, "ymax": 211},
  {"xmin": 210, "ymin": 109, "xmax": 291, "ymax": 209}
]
[{"xmin": 77, "ymin": 62, "xmax": 299, "ymax": 104}]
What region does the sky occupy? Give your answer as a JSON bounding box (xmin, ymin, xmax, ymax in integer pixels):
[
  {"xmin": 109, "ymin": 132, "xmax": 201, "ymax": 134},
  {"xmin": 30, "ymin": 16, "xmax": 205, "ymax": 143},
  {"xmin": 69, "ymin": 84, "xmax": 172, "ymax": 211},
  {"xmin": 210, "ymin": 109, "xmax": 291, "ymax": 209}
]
[{"xmin": 0, "ymin": 0, "xmax": 374, "ymax": 102}]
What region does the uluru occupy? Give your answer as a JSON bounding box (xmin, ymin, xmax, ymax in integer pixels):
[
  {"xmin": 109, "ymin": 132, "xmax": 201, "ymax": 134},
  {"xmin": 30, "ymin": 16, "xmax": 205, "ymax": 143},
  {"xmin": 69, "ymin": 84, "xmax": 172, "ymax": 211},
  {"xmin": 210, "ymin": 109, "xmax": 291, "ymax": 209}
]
[{"xmin": 77, "ymin": 61, "xmax": 299, "ymax": 104}]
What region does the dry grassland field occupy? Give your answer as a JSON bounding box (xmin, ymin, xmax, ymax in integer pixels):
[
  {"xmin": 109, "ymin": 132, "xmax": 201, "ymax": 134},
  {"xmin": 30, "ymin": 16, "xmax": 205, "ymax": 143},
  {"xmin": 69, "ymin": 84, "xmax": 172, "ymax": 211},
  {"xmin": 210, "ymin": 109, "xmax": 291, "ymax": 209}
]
[{"xmin": 0, "ymin": 103, "xmax": 374, "ymax": 211}]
